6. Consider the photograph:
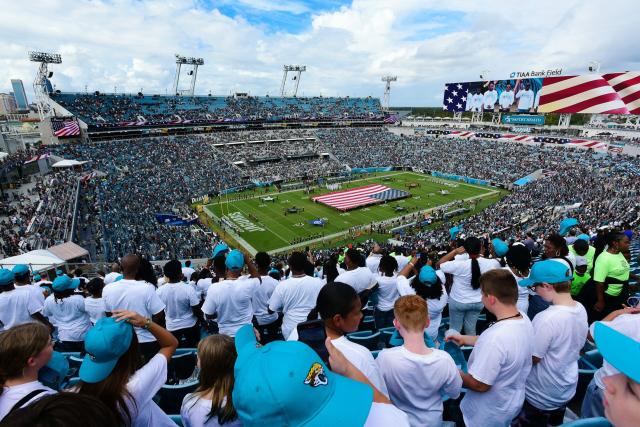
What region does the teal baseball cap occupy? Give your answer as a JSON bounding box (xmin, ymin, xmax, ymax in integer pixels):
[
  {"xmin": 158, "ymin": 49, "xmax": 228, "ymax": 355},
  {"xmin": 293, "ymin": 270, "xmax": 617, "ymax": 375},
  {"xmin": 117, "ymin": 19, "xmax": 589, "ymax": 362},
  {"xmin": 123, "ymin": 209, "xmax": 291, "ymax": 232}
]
[
  {"xmin": 55, "ymin": 269, "xmax": 65, "ymax": 276},
  {"xmin": 232, "ymin": 324, "xmax": 373, "ymax": 427},
  {"xmin": 0, "ymin": 269, "xmax": 14, "ymax": 286},
  {"xmin": 449, "ymin": 225, "xmax": 462, "ymax": 240},
  {"xmin": 80, "ymin": 317, "xmax": 134, "ymax": 383},
  {"xmin": 519, "ymin": 259, "xmax": 573, "ymax": 287},
  {"xmin": 594, "ymin": 322, "xmax": 640, "ymax": 383},
  {"xmin": 418, "ymin": 265, "xmax": 438, "ymax": 285},
  {"xmin": 12, "ymin": 264, "xmax": 30, "ymax": 276},
  {"xmin": 492, "ymin": 238, "xmax": 509, "ymax": 257},
  {"xmin": 225, "ymin": 250, "xmax": 244, "ymax": 271},
  {"xmin": 52, "ymin": 275, "xmax": 80, "ymax": 292},
  {"xmin": 559, "ymin": 218, "xmax": 579, "ymax": 237},
  {"xmin": 34, "ymin": 274, "xmax": 42, "ymax": 281},
  {"xmin": 212, "ymin": 243, "xmax": 229, "ymax": 259},
  {"xmin": 576, "ymin": 233, "xmax": 590, "ymax": 242}
]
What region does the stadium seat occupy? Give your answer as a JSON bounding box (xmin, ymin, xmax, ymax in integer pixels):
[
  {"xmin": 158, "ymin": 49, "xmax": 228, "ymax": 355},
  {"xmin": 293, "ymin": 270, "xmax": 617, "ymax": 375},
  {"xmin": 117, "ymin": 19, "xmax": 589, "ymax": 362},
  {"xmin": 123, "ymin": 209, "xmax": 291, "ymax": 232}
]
[
  {"xmin": 156, "ymin": 381, "xmax": 199, "ymax": 414},
  {"xmin": 347, "ymin": 331, "xmax": 381, "ymax": 351},
  {"xmin": 61, "ymin": 353, "xmax": 84, "ymax": 378},
  {"xmin": 573, "ymin": 357, "xmax": 598, "ymax": 405},
  {"xmin": 358, "ymin": 315, "xmax": 376, "ymax": 332},
  {"xmin": 168, "ymin": 352, "xmax": 198, "ymax": 384},
  {"xmin": 560, "ymin": 417, "xmax": 612, "ymax": 426},
  {"xmin": 62, "ymin": 377, "xmax": 80, "ymax": 389},
  {"xmin": 168, "ymin": 414, "xmax": 184, "ymax": 426},
  {"xmin": 583, "ymin": 350, "xmax": 603, "ymax": 369},
  {"xmin": 379, "ymin": 328, "xmax": 396, "ymax": 348}
]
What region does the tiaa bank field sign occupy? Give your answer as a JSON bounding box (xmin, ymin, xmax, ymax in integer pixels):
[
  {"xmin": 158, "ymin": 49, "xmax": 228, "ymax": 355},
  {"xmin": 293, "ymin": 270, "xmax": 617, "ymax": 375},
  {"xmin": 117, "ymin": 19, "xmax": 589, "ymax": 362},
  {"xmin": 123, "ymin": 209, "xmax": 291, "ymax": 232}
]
[{"xmin": 502, "ymin": 115, "xmax": 545, "ymax": 125}]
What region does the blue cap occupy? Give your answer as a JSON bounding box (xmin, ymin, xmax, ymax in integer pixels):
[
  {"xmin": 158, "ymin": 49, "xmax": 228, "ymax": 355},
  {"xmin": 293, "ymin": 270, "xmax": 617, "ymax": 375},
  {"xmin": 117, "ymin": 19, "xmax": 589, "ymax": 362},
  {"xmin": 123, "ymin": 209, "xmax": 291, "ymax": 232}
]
[
  {"xmin": 449, "ymin": 225, "xmax": 462, "ymax": 240},
  {"xmin": 34, "ymin": 274, "xmax": 42, "ymax": 281},
  {"xmin": 212, "ymin": 243, "xmax": 229, "ymax": 259},
  {"xmin": 80, "ymin": 317, "xmax": 133, "ymax": 383},
  {"xmin": 624, "ymin": 230, "xmax": 634, "ymax": 240},
  {"xmin": 268, "ymin": 268, "xmax": 279, "ymax": 275},
  {"xmin": 418, "ymin": 265, "xmax": 438, "ymax": 285},
  {"xmin": 492, "ymin": 238, "xmax": 509, "ymax": 257},
  {"xmin": 576, "ymin": 234, "xmax": 590, "ymax": 242},
  {"xmin": 559, "ymin": 218, "xmax": 579, "ymax": 237},
  {"xmin": 232, "ymin": 324, "xmax": 373, "ymax": 427},
  {"xmin": 594, "ymin": 322, "xmax": 640, "ymax": 383},
  {"xmin": 519, "ymin": 259, "xmax": 573, "ymax": 287},
  {"xmin": 56, "ymin": 269, "xmax": 64, "ymax": 276},
  {"xmin": 225, "ymin": 250, "xmax": 244, "ymax": 271},
  {"xmin": 0, "ymin": 269, "xmax": 15, "ymax": 286},
  {"xmin": 12, "ymin": 264, "xmax": 30, "ymax": 276},
  {"xmin": 52, "ymin": 275, "xmax": 80, "ymax": 292},
  {"xmin": 39, "ymin": 351, "xmax": 69, "ymax": 390}
]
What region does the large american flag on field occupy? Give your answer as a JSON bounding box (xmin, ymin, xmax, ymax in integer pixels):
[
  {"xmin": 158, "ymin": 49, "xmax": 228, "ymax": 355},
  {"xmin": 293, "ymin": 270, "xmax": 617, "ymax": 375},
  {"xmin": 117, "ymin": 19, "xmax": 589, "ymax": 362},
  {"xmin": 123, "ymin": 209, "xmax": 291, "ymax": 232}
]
[
  {"xmin": 312, "ymin": 184, "xmax": 410, "ymax": 211},
  {"xmin": 52, "ymin": 119, "xmax": 80, "ymax": 137},
  {"xmin": 537, "ymin": 75, "xmax": 629, "ymax": 114}
]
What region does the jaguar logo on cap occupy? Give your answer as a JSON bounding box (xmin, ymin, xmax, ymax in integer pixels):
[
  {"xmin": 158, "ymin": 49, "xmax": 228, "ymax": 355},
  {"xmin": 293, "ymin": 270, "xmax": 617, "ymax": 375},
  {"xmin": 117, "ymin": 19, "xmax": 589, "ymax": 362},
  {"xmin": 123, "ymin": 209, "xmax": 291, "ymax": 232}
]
[{"xmin": 303, "ymin": 362, "xmax": 328, "ymax": 387}]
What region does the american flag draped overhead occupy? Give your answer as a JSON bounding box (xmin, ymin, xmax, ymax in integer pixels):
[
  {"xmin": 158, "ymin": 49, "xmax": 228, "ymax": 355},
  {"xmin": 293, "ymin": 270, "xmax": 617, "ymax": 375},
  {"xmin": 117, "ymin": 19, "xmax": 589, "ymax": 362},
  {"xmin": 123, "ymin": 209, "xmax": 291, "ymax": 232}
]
[
  {"xmin": 312, "ymin": 184, "xmax": 410, "ymax": 211},
  {"xmin": 602, "ymin": 72, "xmax": 640, "ymax": 114},
  {"xmin": 52, "ymin": 118, "xmax": 80, "ymax": 137}
]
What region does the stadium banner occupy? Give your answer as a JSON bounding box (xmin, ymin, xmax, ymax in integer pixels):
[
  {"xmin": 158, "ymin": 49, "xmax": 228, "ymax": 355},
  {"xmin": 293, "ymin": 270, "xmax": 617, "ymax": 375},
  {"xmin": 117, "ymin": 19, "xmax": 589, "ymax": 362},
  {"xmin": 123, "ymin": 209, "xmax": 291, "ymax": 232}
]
[
  {"xmin": 444, "ymin": 72, "xmax": 640, "ymax": 114},
  {"xmin": 350, "ymin": 167, "xmax": 393, "ymax": 174},
  {"xmin": 510, "ymin": 126, "xmax": 532, "ymax": 133},
  {"xmin": 51, "ymin": 117, "xmax": 81, "ymax": 138},
  {"xmin": 154, "ymin": 213, "xmax": 198, "ymax": 226},
  {"xmin": 501, "ymin": 115, "xmax": 545, "ymax": 125},
  {"xmin": 443, "ymin": 78, "xmax": 543, "ymax": 113},
  {"xmin": 608, "ymin": 142, "xmax": 625, "ymax": 153},
  {"xmin": 431, "ymin": 171, "xmax": 491, "ymax": 187}
]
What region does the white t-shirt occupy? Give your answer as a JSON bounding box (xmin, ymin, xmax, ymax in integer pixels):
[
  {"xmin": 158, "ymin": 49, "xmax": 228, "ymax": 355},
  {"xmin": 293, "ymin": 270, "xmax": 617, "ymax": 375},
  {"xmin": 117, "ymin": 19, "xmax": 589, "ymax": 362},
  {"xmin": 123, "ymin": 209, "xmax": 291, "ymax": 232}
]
[
  {"xmin": 15, "ymin": 284, "xmax": 45, "ymax": 308},
  {"xmin": 499, "ymin": 90, "xmax": 515, "ymax": 109},
  {"xmin": 366, "ymin": 254, "xmax": 383, "ymax": 274},
  {"xmin": 483, "ymin": 90, "xmax": 498, "ymax": 109},
  {"xmin": 332, "ymin": 336, "xmax": 388, "ymax": 396},
  {"xmin": 440, "ymin": 257, "xmax": 501, "ymax": 303},
  {"xmin": 376, "ymin": 274, "xmax": 402, "ymax": 312},
  {"xmin": 156, "ymin": 282, "xmax": 200, "ymax": 331},
  {"xmin": 460, "ymin": 316, "xmax": 534, "ymax": 427},
  {"xmin": 426, "ymin": 284, "xmax": 448, "ymax": 343},
  {"xmin": 84, "ymin": 297, "xmax": 106, "ymax": 324},
  {"xmin": 503, "ymin": 266, "xmax": 530, "ymax": 314},
  {"xmin": 269, "ymin": 275, "xmax": 324, "ymax": 340},
  {"xmin": 0, "ymin": 288, "xmax": 43, "ymax": 331},
  {"xmin": 0, "ymin": 381, "xmax": 55, "ymax": 420},
  {"xmin": 196, "ymin": 278, "xmax": 213, "ymax": 299},
  {"xmin": 364, "ymin": 402, "xmax": 410, "ymax": 427},
  {"xmin": 43, "ymin": 294, "xmax": 92, "ymax": 342},
  {"xmin": 103, "ymin": 279, "xmax": 166, "ymax": 343},
  {"xmin": 335, "ymin": 267, "xmax": 376, "ymax": 294},
  {"xmin": 182, "ymin": 267, "xmax": 196, "ymax": 282},
  {"xmin": 126, "ymin": 354, "xmax": 175, "ymax": 427},
  {"xmin": 202, "ymin": 277, "xmax": 258, "ymax": 337},
  {"xmin": 592, "ymin": 313, "xmax": 640, "ymax": 389},
  {"xmin": 252, "ymin": 275, "xmax": 279, "ymax": 326},
  {"xmin": 394, "ymin": 255, "xmax": 410, "ymax": 272},
  {"xmin": 377, "ymin": 346, "xmax": 462, "ymax": 426},
  {"xmin": 525, "ymin": 303, "xmax": 588, "ymax": 410},
  {"xmin": 104, "ymin": 271, "xmax": 122, "ymax": 285},
  {"xmin": 516, "ymin": 89, "xmax": 534, "ymax": 110},
  {"xmin": 180, "ymin": 394, "xmax": 242, "ymax": 427}
]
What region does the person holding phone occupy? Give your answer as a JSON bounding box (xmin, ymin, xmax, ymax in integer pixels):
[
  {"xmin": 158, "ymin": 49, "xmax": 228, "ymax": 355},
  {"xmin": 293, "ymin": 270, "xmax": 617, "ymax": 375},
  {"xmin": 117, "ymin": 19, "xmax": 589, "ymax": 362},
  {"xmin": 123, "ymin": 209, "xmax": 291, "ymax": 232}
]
[{"xmin": 299, "ymin": 282, "xmax": 388, "ymax": 396}]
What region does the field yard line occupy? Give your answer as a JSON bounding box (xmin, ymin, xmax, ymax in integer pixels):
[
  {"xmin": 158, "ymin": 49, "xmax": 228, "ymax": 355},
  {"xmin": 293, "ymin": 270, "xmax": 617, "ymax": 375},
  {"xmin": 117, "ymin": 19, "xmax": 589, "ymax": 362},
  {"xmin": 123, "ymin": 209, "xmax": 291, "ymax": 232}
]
[
  {"xmin": 202, "ymin": 205, "xmax": 258, "ymax": 255},
  {"xmin": 231, "ymin": 202, "xmax": 292, "ymax": 246},
  {"xmin": 269, "ymin": 189, "xmax": 500, "ymax": 254}
]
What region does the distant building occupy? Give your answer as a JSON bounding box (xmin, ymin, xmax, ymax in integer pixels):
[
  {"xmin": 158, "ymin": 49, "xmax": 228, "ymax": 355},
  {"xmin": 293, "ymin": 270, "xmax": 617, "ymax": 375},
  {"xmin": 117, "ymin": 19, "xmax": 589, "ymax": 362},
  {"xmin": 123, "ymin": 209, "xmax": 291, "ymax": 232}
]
[
  {"xmin": 0, "ymin": 93, "xmax": 17, "ymax": 115},
  {"xmin": 11, "ymin": 79, "xmax": 28, "ymax": 111}
]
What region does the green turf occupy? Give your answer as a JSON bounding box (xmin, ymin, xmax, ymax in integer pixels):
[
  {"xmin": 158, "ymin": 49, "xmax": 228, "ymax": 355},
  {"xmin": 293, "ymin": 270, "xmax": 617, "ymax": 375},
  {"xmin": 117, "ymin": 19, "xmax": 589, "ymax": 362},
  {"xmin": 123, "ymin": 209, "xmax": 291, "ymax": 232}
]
[{"xmin": 202, "ymin": 171, "xmax": 502, "ymax": 253}]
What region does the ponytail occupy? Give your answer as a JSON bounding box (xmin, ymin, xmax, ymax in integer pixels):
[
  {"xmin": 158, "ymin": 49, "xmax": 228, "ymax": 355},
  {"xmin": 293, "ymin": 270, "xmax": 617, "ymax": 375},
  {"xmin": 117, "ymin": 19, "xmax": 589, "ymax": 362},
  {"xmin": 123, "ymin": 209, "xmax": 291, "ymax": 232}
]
[
  {"xmin": 464, "ymin": 236, "xmax": 482, "ymax": 290},
  {"xmin": 470, "ymin": 258, "xmax": 481, "ymax": 290}
]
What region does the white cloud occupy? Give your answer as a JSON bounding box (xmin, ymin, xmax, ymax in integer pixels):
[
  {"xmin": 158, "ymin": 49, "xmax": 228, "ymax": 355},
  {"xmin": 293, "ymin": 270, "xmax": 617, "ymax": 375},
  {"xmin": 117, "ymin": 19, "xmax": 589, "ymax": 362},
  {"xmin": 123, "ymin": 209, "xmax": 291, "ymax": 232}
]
[{"xmin": 0, "ymin": 0, "xmax": 638, "ymax": 106}]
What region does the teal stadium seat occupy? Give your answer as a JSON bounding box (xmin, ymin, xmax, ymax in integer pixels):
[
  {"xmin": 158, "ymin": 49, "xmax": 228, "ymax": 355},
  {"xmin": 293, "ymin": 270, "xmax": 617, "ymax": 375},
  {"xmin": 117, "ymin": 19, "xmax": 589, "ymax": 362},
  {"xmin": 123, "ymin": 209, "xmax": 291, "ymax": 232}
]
[
  {"xmin": 347, "ymin": 331, "xmax": 381, "ymax": 351},
  {"xmin": 156, "ymin": 381, "xmax": 199, "ymax": 414},
  {"xmin": 560, "ymin": 417, "xmax": 612, "ymax": 426}
]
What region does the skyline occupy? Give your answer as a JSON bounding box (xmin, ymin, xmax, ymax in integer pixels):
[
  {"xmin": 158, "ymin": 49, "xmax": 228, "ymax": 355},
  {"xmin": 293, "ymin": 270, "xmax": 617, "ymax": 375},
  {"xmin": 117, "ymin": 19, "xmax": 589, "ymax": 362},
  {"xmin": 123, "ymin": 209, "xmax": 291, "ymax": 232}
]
[{"xmin": 1, "ymin": 0, "xmax": 639, "ymax": 106}]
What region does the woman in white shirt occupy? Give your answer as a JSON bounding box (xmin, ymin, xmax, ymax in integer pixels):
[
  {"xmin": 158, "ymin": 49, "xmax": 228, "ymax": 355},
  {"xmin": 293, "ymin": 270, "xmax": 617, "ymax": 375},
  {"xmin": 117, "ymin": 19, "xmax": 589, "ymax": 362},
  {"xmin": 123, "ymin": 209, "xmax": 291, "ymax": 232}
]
[
  {"xmin": 181, "ymin": 335, "xmax": 241, "ymax": 427},
  {"xmin": 0, "ymin": 322, "xmax": 55, "ymax": 421},
  {"xmin": 84, "ymin": 278, "xmax": 106, "ymax": 325},
  {"xmin": 374, "ymin": 255, "xmax": 400, "ymax": 329},
  {"xmin": 75, "ymin": 310, "xmax": 178, "ymax": 427},
  {"xmin": 43, "ymin": 275, "xmax": 92, "ymax": 353},
  {"xmin": 437, "ymin": 237, "xmax": 501, "ymax": 335}
]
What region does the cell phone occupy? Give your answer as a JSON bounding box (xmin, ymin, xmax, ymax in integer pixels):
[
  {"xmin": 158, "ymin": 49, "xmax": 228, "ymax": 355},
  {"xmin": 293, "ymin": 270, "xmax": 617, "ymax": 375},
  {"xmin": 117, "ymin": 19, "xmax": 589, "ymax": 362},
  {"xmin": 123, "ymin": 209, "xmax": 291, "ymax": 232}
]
[{"xmin": 297, "ymin": 319, "xmax": 330, "ymax": 367}]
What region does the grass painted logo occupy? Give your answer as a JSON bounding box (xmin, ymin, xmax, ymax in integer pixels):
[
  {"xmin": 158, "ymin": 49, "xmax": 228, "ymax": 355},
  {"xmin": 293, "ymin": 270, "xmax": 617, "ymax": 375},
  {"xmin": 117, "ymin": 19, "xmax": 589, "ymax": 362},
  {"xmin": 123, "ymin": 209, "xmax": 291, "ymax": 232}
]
[{"xmin": 223, "ymin": 212, "xmax": 265, "ymax": 232}]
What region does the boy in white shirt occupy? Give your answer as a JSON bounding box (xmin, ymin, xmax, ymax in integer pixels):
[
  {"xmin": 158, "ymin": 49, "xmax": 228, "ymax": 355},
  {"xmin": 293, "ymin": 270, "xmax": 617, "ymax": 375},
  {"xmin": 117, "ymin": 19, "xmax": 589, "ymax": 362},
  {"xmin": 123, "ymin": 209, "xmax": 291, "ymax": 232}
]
[
  {"xmin": 447, "ymin": 269, "xmax": 534, "ymax": 427},
  {"xmin": 252, "ymin": 252, "xmax": 282, "ymax": 343},
  {"xmin": 515, "ymin": 260, "xmax": 588, "ymax": 426},
  {"xmin": 377, "ymin": 295, "xmax": 461, "ymax": 426}
]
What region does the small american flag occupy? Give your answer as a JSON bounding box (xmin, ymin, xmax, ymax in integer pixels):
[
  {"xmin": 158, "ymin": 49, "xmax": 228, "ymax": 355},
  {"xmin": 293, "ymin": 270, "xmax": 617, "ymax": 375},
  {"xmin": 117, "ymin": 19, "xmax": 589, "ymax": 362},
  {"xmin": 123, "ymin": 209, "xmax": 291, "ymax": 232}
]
[
  {"xmin": 52, "ymin": 119, "xmax": 80, "ymax": 137},
  {"xmin": 442, "ymin": 82, "xmax": 469, "ymax": 112}
]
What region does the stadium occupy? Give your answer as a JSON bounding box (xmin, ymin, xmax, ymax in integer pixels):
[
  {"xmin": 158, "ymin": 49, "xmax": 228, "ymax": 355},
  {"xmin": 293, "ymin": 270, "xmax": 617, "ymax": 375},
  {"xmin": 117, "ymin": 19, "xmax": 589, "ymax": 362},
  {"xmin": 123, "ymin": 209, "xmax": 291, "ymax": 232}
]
[{"xmin": 1, "ymin": 3, "xmax": 640, "ymax": 426}]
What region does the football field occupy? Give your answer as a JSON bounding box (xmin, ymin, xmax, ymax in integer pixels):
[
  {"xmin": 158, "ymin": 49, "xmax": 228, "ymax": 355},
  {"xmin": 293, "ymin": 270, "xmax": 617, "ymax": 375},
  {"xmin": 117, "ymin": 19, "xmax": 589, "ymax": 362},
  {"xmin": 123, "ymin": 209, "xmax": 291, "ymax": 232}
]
[{"xmin": 200, "ymin": 171, "xmax": 503, "ymax": 254}]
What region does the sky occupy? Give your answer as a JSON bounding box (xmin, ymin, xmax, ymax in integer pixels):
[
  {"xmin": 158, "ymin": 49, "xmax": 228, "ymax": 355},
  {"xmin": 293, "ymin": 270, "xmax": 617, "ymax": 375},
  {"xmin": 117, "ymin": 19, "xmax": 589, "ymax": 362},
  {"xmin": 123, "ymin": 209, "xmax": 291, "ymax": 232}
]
[{"xmin": 1, "ymin": 0, "xmax": 639, "ymax": 106}]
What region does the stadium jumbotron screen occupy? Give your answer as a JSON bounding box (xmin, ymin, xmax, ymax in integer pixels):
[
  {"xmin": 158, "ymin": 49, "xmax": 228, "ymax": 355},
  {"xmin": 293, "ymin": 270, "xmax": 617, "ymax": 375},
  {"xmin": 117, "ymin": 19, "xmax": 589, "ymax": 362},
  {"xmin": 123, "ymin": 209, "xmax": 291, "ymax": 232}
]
[{"xmin": 443, "ymin": 72, "xmax": 640, "ymax": 114}]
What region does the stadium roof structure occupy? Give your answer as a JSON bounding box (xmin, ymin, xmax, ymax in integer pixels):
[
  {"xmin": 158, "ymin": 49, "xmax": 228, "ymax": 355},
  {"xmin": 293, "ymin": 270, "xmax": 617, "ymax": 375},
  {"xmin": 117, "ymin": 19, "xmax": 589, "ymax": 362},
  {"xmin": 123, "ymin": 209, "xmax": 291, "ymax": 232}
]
[
  {"xmin": 52, "ymin": 159, "xmax": 88, "ymax": 168},
  {"xmin": 47, "ymin": 241, "xmax": 89, "ymax": 261}
]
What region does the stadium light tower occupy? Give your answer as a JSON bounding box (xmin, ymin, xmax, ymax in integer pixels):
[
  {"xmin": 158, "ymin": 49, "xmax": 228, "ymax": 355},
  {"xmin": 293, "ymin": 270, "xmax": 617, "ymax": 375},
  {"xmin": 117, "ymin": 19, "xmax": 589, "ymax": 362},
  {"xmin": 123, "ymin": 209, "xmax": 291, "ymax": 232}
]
[
  {"xmin": 280, "ymin": 65, "xmax": 306, "ymax": 97},
  {"xmin": 173, "ymin": 54, "xmax": 205, "ymax": 96},
  {"xmin": 381, "ymin": 75, "xmax": 397, "ymax": 111},
  {"xmin": 29, "ymin": 51, "xmax": 62, "ymax": 121}
]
